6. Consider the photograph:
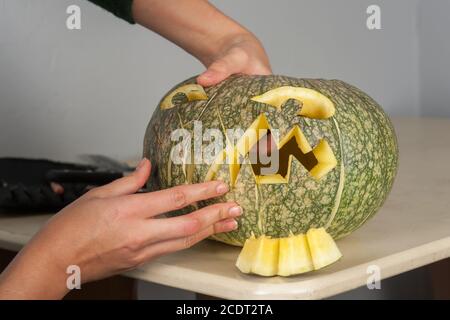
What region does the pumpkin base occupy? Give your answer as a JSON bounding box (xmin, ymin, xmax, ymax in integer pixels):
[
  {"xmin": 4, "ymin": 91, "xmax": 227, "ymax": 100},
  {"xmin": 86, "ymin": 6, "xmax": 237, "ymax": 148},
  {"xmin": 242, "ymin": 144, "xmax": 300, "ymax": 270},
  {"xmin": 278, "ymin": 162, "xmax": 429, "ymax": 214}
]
[{"xmin": 235, "ymin": 228, "xmax": 342, "ymax": 277}]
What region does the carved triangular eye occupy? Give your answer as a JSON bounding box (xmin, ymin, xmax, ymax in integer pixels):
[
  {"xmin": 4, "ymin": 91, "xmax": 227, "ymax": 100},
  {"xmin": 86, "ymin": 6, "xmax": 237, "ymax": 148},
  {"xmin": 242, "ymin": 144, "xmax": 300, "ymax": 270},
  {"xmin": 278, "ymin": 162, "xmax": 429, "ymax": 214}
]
[
  {"xmin": 160, "ymin": 84, "xmax": 208, "ymax": 110},
  {"xmin": 251, "ymin": 86, "xmax": 335, "ymax": 119}
]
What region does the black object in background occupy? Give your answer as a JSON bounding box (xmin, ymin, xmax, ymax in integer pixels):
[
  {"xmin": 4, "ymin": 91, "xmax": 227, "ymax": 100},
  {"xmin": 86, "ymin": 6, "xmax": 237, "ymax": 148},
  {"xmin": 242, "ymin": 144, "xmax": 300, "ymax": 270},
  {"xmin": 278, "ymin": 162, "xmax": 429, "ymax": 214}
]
[{"xmin": 0, "ymin": 158, "xmax": 123, "ymax": 212}]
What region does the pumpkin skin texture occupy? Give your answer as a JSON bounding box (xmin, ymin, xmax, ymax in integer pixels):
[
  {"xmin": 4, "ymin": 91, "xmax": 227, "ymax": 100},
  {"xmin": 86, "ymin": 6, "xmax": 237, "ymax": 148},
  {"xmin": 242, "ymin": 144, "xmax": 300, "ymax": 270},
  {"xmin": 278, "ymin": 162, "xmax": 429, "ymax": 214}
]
[{"xmin": 143, "ymin": 75, "xmax": 398, "ymax": 247}]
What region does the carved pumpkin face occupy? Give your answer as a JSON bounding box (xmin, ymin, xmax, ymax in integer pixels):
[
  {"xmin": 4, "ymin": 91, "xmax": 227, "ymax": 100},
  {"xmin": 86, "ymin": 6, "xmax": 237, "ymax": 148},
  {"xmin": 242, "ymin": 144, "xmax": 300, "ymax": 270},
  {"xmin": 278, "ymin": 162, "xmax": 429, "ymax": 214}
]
[
  {"xmin": 143, "ymin": 75, "xmax": 398, "ymax": 249},
  {"xmin": 204, "ymin": 87, "xmax": 337, "ymax": 187},
  {"xmin": 157, "ymin": 81, "xmax": 337, "ymax": 187}
]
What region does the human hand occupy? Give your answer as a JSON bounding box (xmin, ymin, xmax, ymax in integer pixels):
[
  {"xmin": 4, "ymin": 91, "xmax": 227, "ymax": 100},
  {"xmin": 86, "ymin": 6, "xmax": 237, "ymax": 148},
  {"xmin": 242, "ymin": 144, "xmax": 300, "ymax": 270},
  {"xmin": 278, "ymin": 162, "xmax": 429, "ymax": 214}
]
[
  {"xmin": 0, "ymin": 158, "xmax": 240, "ymax": 299},
  {"xmin": 196, "ymin": 33, "xmax": 272, "ymax": 87}
]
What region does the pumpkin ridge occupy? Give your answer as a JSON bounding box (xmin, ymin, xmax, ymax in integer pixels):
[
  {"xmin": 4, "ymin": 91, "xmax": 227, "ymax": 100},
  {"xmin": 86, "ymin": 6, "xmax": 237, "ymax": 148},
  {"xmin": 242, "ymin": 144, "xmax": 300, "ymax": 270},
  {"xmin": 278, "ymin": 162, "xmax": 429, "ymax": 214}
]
[
  {"xmin": 334, "ymin": 80, "xmax": 385, "ymax": 234},
  {"xmin": 324, "ymin": 117, "xmax": 346, "ymax": 229},
  {"xmin": 333, "ymin": 80, "xmax": 388, "ymax": 236},
  {"xmin": 344, "ymin": 82, "xmax": 398, "ymax": 227},
  {"xmin": 318, "ymin": 80, "xmax": 369, "ymax": 236}
]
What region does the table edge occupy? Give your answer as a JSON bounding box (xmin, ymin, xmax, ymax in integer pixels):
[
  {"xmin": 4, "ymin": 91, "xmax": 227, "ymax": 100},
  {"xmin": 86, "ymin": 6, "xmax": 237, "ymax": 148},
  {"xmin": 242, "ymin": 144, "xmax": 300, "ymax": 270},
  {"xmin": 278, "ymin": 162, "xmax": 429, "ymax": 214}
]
[{"xmin": 125, "ymin": 236, "xmax": 450, "ymax": 299}]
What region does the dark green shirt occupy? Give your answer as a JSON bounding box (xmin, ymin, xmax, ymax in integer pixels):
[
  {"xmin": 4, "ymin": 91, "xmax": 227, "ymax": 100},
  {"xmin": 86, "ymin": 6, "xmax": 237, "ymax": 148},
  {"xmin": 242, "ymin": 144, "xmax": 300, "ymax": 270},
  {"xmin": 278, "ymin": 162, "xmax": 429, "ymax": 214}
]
[{"xmin": 88, "ymin": 0, "xmax": 135, "ymax": 24}]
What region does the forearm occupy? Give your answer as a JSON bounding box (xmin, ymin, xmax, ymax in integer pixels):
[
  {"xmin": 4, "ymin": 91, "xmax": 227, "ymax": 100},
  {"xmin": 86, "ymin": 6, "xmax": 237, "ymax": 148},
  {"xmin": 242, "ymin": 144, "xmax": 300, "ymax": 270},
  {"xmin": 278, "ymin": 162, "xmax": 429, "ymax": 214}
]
[
  {"xmin": 132, "ymin": 0, "xmax": 255, "ymax": 66},
  {"xmin": 0, "ymin": 241, "xmax": 69, "ymax": 299}
]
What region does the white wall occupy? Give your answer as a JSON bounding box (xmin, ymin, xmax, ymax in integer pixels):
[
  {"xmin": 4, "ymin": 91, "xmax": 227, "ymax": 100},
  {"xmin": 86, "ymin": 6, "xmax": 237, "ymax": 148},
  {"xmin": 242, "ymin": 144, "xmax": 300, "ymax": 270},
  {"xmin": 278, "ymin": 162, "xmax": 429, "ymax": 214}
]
[
  {"xmin": 417, "ymin": 0, "xmax": 450, "ymax": 116},
  {"xmin": 212, "ymin": 0, "xmax": 421, "ymax": 116}
]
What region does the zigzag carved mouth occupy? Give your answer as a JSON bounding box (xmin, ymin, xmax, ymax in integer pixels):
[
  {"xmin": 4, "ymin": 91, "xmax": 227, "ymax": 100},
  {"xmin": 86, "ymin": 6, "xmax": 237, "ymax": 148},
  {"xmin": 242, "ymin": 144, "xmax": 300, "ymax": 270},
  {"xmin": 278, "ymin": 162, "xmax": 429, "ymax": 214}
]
[
  {"xmin": 206, "ymin": 114, "xmax": 337, "ymax": 186},
  {"xmin": 250, "ymin": 130, "xmax": 319, "ymax": 177}
]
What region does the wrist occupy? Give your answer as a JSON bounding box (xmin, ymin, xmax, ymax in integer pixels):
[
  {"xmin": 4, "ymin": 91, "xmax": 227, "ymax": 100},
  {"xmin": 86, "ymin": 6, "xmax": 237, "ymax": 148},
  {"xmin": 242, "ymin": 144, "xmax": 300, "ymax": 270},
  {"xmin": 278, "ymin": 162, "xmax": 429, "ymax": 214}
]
[{"xmin": 0, "ymin": 241, "xmax": 71, "ymax": 299}]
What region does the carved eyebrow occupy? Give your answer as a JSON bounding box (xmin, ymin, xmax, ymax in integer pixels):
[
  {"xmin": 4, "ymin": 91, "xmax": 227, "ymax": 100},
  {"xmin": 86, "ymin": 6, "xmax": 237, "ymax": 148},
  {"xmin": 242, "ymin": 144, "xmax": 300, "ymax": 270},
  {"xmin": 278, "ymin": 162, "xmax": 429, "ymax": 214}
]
[
  {"xmin": 160, "ymin": 84, "xmax": 208, "ymax": 110},
  {"xmin": 251, "ymin": 86, "xmax": 335, "ymax": 119}
]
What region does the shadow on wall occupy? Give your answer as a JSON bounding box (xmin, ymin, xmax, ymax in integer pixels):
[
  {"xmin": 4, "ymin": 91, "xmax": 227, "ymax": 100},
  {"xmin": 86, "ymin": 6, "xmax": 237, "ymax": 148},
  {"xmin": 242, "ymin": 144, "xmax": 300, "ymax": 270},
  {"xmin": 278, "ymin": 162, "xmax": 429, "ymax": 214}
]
[{"xmin": 417, "ymin": 1, "xmax": 450, "ymax": 117}]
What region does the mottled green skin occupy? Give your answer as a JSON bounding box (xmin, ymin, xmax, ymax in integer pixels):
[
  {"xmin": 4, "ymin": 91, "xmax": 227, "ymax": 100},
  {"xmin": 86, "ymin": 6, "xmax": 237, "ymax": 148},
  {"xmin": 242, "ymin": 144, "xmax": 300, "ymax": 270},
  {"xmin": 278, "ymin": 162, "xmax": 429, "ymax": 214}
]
[{"xmin": 143, "ymin": 75, "xmax": 399, "ymax": 246}]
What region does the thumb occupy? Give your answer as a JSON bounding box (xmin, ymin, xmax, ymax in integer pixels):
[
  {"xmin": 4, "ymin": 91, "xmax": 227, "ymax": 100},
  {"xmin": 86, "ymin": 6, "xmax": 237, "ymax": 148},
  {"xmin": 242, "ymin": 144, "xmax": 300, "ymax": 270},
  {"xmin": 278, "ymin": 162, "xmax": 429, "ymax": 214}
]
[{"xmin": 197, "ymin": 59, "xmax": 234, "ymax": 87}]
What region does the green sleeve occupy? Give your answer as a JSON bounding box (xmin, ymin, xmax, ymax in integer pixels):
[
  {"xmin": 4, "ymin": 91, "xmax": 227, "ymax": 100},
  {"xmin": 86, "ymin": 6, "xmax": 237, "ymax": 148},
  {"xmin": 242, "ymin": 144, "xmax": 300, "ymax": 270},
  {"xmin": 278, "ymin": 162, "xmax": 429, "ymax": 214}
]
[{"xmin": 88, "ymin": 0, "xmax": 135, "ymax": 24}]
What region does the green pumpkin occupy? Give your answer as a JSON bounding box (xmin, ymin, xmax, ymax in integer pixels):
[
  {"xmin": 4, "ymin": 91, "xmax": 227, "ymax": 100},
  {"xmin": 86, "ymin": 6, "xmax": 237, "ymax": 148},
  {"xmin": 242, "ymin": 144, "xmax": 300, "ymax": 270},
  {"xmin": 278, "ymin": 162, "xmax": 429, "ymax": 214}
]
[{"xmin": 143, "ymin": 75, "xmax": 398, "ymax": 248}]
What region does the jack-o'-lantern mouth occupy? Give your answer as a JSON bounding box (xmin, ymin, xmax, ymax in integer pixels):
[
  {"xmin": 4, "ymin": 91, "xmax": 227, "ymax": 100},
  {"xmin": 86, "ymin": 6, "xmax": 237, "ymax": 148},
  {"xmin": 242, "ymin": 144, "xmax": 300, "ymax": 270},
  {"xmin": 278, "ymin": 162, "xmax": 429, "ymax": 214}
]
[{"xmin": 205, "ymin": 113, "xmax": 337, "ymax": 186}]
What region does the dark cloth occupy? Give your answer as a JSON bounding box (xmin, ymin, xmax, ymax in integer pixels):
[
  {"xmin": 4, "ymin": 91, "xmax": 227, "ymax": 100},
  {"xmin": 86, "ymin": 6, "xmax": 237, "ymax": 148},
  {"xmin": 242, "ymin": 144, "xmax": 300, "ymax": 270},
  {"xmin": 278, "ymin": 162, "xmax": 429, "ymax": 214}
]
[
  {"xmin": 88, "ymin": 0, "xmax": 135, "ymax": 24},
  {"xmin": 0, "ymin": 158, "xmax": 95, "ymax": 212}
]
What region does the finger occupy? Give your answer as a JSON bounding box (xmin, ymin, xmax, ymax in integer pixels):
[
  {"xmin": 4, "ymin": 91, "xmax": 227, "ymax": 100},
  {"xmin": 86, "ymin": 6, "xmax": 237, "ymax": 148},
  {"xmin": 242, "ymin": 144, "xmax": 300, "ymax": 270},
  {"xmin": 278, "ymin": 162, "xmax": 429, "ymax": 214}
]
[
  {"xmin": 197, "ymin": 47, "xmax": 272, "ymax": 87},
  {"xmin": 142, "ymin": 202, "xmax": 242, "ymax": 243},
  {"xmin": 197, "ymin": 59, "xmax": 234, "ymax": 87},
  {"xmin": 135, "ymin": 218, "xmax": 238, "ymax": 264},
  {"xmin": 50, "ymin": 182, "xmax": 64, "ymax": 194},
  {"xmin": 197, "ymin": 46, "xmax": 250, "ymax": 86},
  {"xmin": 248, "ymin": 63, "xmax": 272, "ymax": 76},
  {"xmin": 126, "ymin": 180, "xmax": 229, "ymax": 218},
  {"xmin": 85, "ymin": 158, "xmax": 150, "ymax": 199}
]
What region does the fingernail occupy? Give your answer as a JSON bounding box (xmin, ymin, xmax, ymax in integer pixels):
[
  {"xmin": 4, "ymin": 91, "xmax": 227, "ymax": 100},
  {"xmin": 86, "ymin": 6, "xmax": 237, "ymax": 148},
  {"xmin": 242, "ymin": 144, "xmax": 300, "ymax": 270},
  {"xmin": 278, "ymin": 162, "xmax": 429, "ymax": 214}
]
[
  {"xmin": 216, "ymin": 182, "xmax": 229, "ymax": 194},
  {"xmin": 136, "ymin": 158, "xmax": 147, "ymax": 171},
  {"xmin": 226, "ymin": 219, "xmax": 238, "ymax": 230},
  {"xmin": 228, "ymin": 206, "xmax": 242, "ymax": 217}
]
